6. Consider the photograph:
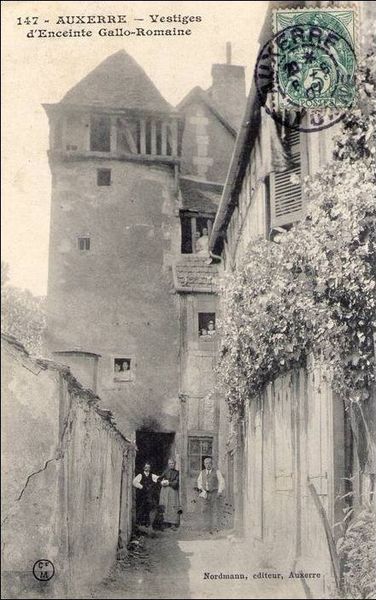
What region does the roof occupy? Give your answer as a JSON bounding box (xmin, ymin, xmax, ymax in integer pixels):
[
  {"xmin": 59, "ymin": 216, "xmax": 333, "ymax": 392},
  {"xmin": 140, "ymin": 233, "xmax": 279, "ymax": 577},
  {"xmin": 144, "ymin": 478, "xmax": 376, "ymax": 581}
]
[
  {"xmin": 208, "ymin": 0, "xmax": 314, "ymax": 253},
  {"xmin": 1, "ymin": 332, "xmax": 133, "ymax": 446},
  {"xmin": 180, "ymin": 177, "xmax": 222, "ymax": 214},
  {"xmin": 60, "ymin": 50, "xmax": 172, "ymax": 113},
  {"xmin": 177, "ymin": 86, "xmax": 237, "ymax": 137},
  {"xmin": 208, "ymin": 78, "xmax": 260, "ymax": 253},
  {"xmin": 172, "ymin": 256, "xmax": 219, "ymax": 293}
]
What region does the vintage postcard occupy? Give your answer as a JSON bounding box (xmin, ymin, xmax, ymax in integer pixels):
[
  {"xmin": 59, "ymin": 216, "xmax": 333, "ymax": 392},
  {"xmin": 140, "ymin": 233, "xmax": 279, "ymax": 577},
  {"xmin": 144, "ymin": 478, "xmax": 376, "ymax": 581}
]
[{"xmin": 2, "ymin": 1, "xmax": 376, "ymax": 599}]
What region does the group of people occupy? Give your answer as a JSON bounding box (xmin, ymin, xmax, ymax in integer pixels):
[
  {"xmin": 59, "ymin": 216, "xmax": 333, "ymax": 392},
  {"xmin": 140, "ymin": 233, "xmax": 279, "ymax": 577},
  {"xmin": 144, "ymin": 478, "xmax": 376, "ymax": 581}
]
[
  {"xmin": 115, "ymin": 360, "xmax": 130, "ymax": 372},
  {"xmin": 133, "ymin": 457, "xmax": 225, "ymax": 534},
  {"xmin": 133, "ymin": 458, "xmax": 181, "ymax": 531},
  {"xmin": 200, "ymin": 320, "xmax": 216, "ymax": 337}
]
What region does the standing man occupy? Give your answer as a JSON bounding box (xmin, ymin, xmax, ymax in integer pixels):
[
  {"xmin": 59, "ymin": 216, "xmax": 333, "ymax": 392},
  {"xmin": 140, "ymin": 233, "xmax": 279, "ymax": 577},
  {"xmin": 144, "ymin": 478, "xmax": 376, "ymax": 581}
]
[
  {"xmin": 133, "ymin": 462, "xmax": 160, "ymax": 530},
  {"xmin": 197, "ymin": 457, "xmax": 225, "ymax": 534}
]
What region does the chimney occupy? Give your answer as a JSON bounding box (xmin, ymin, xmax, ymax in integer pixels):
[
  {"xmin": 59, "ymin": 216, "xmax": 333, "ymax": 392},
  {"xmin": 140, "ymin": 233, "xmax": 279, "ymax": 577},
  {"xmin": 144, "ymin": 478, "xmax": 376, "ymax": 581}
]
[{"xmin": 210, "ymin": 42, "xmax": 246, "ymax": 130}]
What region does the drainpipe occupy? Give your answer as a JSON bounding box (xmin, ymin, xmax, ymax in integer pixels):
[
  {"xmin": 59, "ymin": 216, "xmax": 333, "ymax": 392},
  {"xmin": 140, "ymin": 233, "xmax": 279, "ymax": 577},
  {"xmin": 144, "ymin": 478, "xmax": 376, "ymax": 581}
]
[{"xmin": 209, "ymin": 250, "xmax": 223, "ymax": 264}]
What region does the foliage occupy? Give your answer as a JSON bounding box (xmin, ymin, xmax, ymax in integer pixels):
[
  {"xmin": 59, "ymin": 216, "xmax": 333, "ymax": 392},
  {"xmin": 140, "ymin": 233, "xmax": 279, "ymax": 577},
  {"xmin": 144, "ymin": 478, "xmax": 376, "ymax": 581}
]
[
  {"xmin": 337, "ymin": 505, "xmax": 376, "ymax": 599},
  {"xmin": 1, "ymin": 262, "xmax": 46, "ymax": 355},
  {"xmin": 218, "ymin": 50, "xmax": 376, "ymax": 417}
]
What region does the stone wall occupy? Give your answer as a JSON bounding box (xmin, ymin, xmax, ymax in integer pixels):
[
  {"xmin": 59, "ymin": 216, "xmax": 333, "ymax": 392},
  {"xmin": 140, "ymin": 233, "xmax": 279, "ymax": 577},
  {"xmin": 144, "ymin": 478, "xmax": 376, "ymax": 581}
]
[
  {"xmin": 180, "ymin": 100, "xmax": 236, "ymax": 183},
  {"xmin": 1, "ymin": 333, "xmax": 135, "ymax": 598},
  {"xmin": 46, "ymin": 157, "xmax": 181, "ymax": 439}
]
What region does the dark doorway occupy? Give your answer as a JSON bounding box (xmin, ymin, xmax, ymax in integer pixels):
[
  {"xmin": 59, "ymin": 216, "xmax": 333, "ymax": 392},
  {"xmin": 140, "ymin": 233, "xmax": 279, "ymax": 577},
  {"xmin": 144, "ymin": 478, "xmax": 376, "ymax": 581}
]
[{"xmin": 135, "ymin": 431, "xmax": 175, "ymax": 475}]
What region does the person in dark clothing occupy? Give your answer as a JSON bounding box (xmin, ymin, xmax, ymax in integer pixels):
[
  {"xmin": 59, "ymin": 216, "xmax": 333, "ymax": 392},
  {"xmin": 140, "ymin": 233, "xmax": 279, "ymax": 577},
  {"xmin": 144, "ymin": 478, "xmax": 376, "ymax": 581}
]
[
  {"xmin": 132, "ymin": 462, "xmax": 160, "ymax": 528},
  {"xmin": 158, "ymin": 458, "xmax": 181, "ymax": 530}
]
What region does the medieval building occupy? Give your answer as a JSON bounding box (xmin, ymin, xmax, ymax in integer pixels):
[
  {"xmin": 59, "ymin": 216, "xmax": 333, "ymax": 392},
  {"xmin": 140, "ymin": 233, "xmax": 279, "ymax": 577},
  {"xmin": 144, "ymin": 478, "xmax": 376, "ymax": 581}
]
[
  {"xmin": 44, "ymin": 47, "xmax": 245, "ymax": 513},
  {"xmin": 208, "ymin": 2, "xmax": 375, "ymax": 597}
]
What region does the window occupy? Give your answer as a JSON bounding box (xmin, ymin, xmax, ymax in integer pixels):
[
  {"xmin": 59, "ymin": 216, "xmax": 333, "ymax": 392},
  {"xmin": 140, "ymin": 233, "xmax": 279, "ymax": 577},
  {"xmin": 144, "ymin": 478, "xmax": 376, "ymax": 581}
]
[
  {"xmin": 188, "ymin": 437, "xmax": 213, "ymax": 475},
  {"xmin": 198, "ymin": 312, "xmax": 216, "ymax": 338},
  {"xmin": 270, "ymin": 129, "xmax": 302, "ymax": 228},
  {"xmin": 97, "ymin": 168, "xmax": 111, "ymax": 186},
  {"xmin": 78, "ymin": 237, "xmax": 90, "ymax": 251},
  {"xmin": 90, "ymin": 115, "xmax": 111, "ymax": 152},
  {"xmin": 181, "ymin": 214, "xmax": 214, "ymax": 254},
  {"xmin": 114, "ymin": 358, "xmax": 132, "ymax": 381}
]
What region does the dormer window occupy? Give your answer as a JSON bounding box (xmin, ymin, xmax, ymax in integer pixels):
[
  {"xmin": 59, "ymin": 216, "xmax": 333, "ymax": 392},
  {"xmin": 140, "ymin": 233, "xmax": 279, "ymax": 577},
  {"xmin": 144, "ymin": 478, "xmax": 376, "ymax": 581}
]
[{"xmin": 90, "ymin": 115, "xmax": 111, "ymax": 152}]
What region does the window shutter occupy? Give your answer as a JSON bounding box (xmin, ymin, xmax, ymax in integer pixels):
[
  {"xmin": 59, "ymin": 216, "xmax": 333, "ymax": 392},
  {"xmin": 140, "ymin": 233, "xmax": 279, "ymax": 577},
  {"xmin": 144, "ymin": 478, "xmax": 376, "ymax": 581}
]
[{"xmin": 270, "ymin": 130, "xmax": 302, "ymax": 228}]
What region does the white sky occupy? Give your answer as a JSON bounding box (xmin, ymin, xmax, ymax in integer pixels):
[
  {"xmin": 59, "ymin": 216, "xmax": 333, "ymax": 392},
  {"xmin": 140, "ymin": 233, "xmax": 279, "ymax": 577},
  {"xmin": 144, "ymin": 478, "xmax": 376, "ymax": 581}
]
[{"xmin": 2, "ymin": 0, "xmax": 268, "ymax": 295}]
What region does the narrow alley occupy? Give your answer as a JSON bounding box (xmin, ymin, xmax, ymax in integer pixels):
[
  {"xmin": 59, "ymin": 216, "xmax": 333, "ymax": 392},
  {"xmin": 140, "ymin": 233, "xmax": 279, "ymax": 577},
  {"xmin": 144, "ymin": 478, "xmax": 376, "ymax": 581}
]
[{"xmin": 90, "ymin": 526, "xmax": 306, "ymax": 600}]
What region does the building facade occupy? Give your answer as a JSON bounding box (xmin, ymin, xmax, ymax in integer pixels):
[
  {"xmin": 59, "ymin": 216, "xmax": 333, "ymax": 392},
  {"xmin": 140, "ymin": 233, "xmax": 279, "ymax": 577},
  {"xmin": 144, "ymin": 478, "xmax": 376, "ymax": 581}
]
[
  {"xmin": 44, "ymin": 48, "xmax": 245, "ymax": 513},
  {"xmin": 208, "ymin": 1, "xmax": 373, "ymax": 595}
]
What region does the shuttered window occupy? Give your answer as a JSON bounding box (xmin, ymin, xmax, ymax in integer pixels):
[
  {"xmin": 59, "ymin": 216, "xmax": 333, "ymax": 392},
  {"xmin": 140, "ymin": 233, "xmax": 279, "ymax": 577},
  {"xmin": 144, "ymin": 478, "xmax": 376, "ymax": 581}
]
[{"xmin": 270, "ymin": 130, "xmax": 302, "ymax": 228}]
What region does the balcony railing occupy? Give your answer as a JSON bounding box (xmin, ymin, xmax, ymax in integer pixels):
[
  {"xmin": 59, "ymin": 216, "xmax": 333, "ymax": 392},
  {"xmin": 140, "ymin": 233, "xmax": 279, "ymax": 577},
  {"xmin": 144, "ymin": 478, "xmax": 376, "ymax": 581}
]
[{"xmin": 51, "ymin": 112, "xmax": 181, "ymax": 163}]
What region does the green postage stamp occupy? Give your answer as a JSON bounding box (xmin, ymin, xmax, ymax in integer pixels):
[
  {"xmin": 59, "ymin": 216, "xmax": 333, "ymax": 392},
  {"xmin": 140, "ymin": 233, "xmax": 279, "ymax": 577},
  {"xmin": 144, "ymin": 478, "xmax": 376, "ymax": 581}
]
[{"xmin": 272, "ymin": 7, "xmax": 358, "ymax": 111}]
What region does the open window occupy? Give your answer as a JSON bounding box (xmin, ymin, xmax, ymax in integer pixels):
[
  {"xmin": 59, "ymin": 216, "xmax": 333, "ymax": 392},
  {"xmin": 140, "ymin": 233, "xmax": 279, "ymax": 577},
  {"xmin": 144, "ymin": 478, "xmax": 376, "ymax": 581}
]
[
  {"xmin": 198, "ymin": 312, "xmax": 216, "ymax": 338},
  {"xmin": 181, "ymin": 213, "xmax": 214, "ymax": 254},
  {"xmin": 114, "ymin": 357, "xmax": 132, "ymax": 381},
  {"xmin": 90, "ymin": 115, "xmax": 111, "ymax": 152}
]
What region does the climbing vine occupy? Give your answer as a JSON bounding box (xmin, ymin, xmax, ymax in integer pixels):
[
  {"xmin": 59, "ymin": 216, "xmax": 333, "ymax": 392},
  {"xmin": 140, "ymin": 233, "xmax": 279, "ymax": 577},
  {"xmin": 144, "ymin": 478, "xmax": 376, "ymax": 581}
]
[
  {"xmin": 218, "ymin": 49, "xmax": 376, "ymax": 419},
  {"xmin": 337, "ymin": 505, "xmax": 376, "ymax": 599}
]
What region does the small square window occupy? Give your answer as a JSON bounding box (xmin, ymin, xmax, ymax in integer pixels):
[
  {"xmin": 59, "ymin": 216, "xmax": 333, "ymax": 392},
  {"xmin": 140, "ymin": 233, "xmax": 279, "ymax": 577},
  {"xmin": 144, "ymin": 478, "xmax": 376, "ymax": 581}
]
[
  {"xmin": 198, "ymin": 313, "xmax": 216, "ymax": 338},
  {"xmin": 114, "ymin": 358, "xmax": 132, "ymax": 381},
  {"xmin": 78, "ymin": 237, "xmax": 90, "ymax": 251},
  {"xmin": 97, "ymin": 168, "xmax": 111, "ymax": 186}
]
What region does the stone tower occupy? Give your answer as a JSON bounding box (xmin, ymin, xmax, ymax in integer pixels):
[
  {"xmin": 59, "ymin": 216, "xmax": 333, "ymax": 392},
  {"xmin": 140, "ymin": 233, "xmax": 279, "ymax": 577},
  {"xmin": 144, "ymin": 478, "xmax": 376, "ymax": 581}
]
[
  {"xmin": 44, "ymin": 48, "xmax": 246, "ymax": 507},
  {"xmin": 44, "ymin": 51, "xmax": 182, "ymax": 444}
]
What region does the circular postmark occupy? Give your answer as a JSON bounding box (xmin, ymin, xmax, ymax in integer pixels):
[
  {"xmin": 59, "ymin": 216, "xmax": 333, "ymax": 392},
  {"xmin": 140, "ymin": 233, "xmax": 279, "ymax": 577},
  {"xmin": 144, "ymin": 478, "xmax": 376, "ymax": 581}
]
[
  {"xmin": 255, "ymin": 23, "xmax": 357, "ymax": 132},
  {"xmin": 32, "ymin": 559, "xmax": 55, "ymax": 582}
]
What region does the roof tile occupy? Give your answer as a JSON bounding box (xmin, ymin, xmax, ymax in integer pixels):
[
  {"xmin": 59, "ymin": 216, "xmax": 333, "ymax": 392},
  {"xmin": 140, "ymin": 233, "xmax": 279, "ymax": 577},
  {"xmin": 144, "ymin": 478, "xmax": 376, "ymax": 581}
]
[{"xmin": 173, "ymin": 256, "xmax": 219, "ymax": 292}]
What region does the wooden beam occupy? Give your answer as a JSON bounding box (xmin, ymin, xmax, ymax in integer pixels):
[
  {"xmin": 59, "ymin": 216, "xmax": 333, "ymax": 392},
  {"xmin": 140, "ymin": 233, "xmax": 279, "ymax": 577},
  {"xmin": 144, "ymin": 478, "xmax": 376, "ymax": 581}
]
[
  {"xmin": 151, "ymin": 120, "xmax": 157, "ymax": 155},
  {"xmin": 110, "ymin": 116, "xmax": 117, "ymax": 153},
  {"xmin": 191, "ymin": 217, "xmax": 197, "ymax": 254},
  {"xmin": 161, "ymin": 121, "xmax": 168, "ymax": 156},
  {"xmin": 171, "ymin": 119, "xmax": 178, "ymax": 156},
  {"xmin": 140, "ymin": 118, "xmax": 146, "ymax": 154},
  {"xmin": 207, "ymin": 219, "xmax": 213, "ymax": 238},
  {"xmin": 84, "ymin": 116, "xmax": 91, "ymax": 151}
]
